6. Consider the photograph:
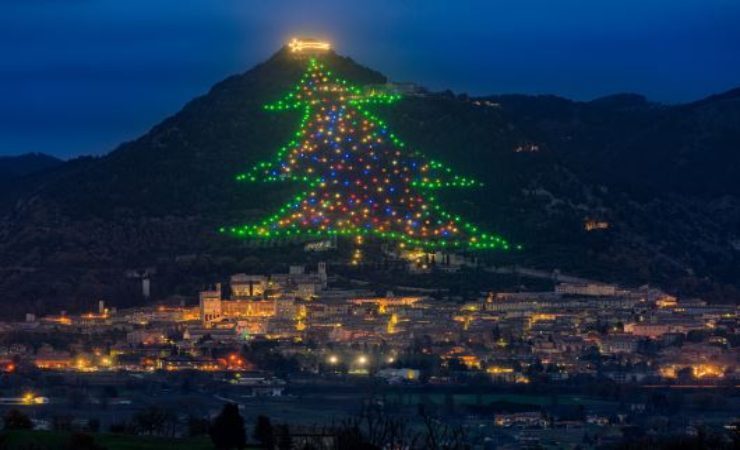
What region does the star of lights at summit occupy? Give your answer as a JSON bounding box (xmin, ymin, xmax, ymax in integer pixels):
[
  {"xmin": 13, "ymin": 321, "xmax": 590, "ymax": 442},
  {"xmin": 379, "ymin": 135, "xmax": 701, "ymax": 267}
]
[
  {"xmin": 223, "ymin": 56, "xmax": 514, "ymax": 251},
  {"xmin": 288, "ymin": 38, "xmax": 331, "ymax": 53}
]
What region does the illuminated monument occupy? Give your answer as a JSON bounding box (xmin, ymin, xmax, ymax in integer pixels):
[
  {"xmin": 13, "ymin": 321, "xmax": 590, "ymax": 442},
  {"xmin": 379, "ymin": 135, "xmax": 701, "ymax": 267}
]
[
  {"xmin": 223, "ymin": 40, "xmax": 513, "ymax": 251},
  {"xmin": 287, "ymin": 37, "xmax": 331, "ymax": 54}
]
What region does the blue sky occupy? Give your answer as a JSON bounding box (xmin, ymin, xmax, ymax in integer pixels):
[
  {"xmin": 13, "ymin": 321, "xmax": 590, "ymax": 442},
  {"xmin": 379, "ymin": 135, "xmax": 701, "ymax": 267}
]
[{"xmin": 2, "ymin": 0, "xmax": 739, "ymax": 158}]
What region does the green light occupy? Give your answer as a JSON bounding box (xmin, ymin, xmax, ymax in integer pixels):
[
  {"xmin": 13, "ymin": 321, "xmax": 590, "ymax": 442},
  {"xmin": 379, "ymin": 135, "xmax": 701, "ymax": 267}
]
[{"xmin": 224, "ymin": 58, "xmax": 512, "ymax": 252}]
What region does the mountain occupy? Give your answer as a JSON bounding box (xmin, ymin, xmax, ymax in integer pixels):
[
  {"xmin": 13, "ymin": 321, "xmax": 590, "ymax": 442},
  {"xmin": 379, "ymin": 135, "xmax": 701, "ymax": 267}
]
[
  {"xmin": 0, "ymin": 153, "xmax": 63, "ymax": 214},
  {"xmin": 0, "ymin": 153, "xmax": 62, "ymax": 182},
  {"xmin": 489, "ymin": 88, "xmax": 740, "ymax": 198},
  {"xmin": 0, "ymin": 47, "xmax": 738, "ymax": 317}
]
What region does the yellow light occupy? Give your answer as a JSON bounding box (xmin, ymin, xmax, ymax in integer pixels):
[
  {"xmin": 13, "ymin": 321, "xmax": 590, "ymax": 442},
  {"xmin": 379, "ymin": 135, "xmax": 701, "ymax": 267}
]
[
  {"xmin": 288, "ymin": 38, "xmax": 331, "ymax": 53},
  {"xmin": 328, "ymin": 355, "xmax": 339, "ymax": 364},
  {"xmin": 487, "ymin": 366, "xmax": 514, "ymax": 374},
  {"xmin": 356, "ymin": 355, "xmax": 368, "ymax": 365},
  {"xmin": 515, "ymin": 374, "xmax": 530, "ymax": 384},
  {"xmin": 660, "ymin": 366, "xmax": 677, "ymax": 379},
  {"xmin": 693, "ymin": 364, "xmax": 724, "ymax": 379}
]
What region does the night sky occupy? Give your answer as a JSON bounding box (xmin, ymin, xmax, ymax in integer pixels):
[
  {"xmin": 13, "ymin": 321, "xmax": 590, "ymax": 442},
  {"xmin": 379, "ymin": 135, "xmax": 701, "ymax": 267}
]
[{"xmin": 2, "ymin": 0, "xmax": 739, "ymax": 158}]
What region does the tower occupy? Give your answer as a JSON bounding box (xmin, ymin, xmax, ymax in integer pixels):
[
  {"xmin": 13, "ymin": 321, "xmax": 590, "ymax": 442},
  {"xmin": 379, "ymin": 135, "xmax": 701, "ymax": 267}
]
[{"xmin": 199, "ymin": 283, "xmax": 223, "ymax": 325}]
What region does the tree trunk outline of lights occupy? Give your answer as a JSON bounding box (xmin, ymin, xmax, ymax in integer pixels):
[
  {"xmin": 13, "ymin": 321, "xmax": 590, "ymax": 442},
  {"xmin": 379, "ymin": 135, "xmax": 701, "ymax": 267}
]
[{"xmin": 222, "ymin": 57, "xmax": 516, "ymax": 251}]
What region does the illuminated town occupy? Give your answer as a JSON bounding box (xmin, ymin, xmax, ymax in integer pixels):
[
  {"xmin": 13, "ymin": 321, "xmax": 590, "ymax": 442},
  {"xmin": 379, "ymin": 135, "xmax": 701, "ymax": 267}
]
[
  {"xmin": 0, "ymin": 257, "xmax": 737, "ymax": 447},
  {"xmin": 3, "ymin": 262, "xmax": 737, "ymax": 382}
]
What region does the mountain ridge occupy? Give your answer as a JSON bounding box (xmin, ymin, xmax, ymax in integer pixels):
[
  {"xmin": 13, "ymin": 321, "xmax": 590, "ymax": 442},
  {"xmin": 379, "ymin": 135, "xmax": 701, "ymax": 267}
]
[{"xmin": 0, "ymin": 152, "xmax": 62, "ymax": 180}]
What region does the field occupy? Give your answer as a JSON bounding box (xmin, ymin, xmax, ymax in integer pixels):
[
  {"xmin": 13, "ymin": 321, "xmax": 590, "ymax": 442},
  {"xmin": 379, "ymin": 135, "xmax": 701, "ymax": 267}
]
[
  {"xmin": 0, "ymin": 430, "xmax": 217, "ymax": 450},
  {"xmin": 381, "ymin": 393, "xmax": 616, "ymax": 407}
]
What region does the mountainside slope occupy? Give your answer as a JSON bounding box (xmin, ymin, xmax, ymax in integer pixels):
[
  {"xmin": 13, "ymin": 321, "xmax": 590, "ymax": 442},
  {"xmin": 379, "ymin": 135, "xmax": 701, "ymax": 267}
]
[
  {"xmin": 0, "ymin": 48, "xmax": 738, "ymax": 316},
  {"xmin": 0, "ymin": 153, "xmax": 61, "ymax": 180}
]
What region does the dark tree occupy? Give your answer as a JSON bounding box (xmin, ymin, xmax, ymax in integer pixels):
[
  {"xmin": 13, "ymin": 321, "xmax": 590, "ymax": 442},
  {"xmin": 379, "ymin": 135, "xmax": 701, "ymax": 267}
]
[
  {"xmin": 108, "ymin": 421, "xmax": 128, "ymax": 433},
  {"xmin": 52, "ymin": 415, "xmax": 73, "ymax": 432},
  {"xmin": 443, "ymin": 393, "xmax": 455, "ymax": 415},
  {"xmin": 253, "ymin": 415, "xmax": 275, "ymax": 449},
  {"xmin": 3, "ymin": 409, "xmax": 33, "ymax": 430},
  {"xmin": 210, "ymin": 403, "xmax": 246, "ymax": 450},
  {"xmin": 447, "ymin": 357, "xmax": 468, "ymax": 373},
  {"xmin": 276, "ymin": 424, "xmax": 293, "ymax": 450},
  {"xmin": 188, "ymin": 415, "xmax": 211, "ymax": 437},
  {"xmin": 86, "ymin": 418, "xmax": 101, "ymax": 433},
  {"xmin": 133, "ymin": 406, "xmax": 168, "ymax": 435},
  {"xmin": 677, "ymin": 367, "xmax": 694, "ymax": 383},
  {"xmin": 102, "ymin": 386, "xmax": 118, "ymax": 398},
  {"xmin": 64, "ymin": 432, "xmax": 105, "ymax": 450}
]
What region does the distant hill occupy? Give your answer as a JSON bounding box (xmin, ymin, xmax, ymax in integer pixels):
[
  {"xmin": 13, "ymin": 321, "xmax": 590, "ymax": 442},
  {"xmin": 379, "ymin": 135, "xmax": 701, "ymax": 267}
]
[
  {"xmin": 488, "ymin": 87, "xmax": 740, "ymax": 198},
  {"xmin": 0, "ymin": 47, "xmax": 738, "ymax": 317},
  {"xmin": 0, "ymin": 153, "xmax": 61, "ymax": 181}
]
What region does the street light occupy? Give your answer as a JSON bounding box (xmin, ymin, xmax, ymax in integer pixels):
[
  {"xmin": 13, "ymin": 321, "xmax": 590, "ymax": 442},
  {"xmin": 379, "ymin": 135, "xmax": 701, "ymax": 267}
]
[{"xmin": 22, "ymin": 392, "xmax": 35, "ymax": 405}]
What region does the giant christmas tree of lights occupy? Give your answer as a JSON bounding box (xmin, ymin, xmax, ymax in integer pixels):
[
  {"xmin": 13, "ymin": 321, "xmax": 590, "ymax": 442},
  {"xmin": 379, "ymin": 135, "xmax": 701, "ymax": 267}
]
[{"xmin": 224, "ymin": 57, "xmax": 511, "ymax": 251}]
